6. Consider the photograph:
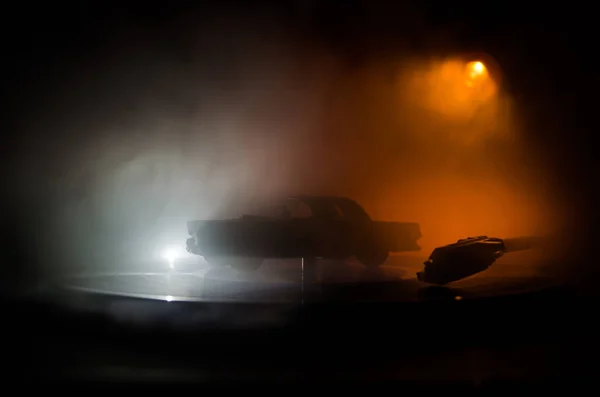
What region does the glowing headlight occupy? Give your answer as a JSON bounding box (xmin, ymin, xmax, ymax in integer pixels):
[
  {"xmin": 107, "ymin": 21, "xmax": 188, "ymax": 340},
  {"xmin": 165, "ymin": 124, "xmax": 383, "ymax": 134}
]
[
  {"xmin": 160, "ymin": 244, "xmax": 187, "ymax": 268},
  {"xmin": 162, "ymin": 248, "xmax": 179, "ymax": 263}
]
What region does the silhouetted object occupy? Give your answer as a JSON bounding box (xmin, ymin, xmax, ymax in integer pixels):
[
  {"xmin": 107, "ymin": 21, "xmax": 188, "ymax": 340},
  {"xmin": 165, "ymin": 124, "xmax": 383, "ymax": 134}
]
[
  {"xmin": 187, "ymin": 196, "xmax": 421, "ymax": 271},
  {"xmin": 417, "ymin": 235, "xmax": 537, "ymax": 285}
]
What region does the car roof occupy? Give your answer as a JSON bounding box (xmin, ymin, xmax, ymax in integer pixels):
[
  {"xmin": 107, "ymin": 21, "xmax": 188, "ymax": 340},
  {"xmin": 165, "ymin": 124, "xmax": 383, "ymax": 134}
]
[
  {"xmin": 287, "ymin": 195, "xmax": 356, "ymax": 202},
  {"xmin": 286, "ymin": 196, "xmax": 371, "ymax": 220}
]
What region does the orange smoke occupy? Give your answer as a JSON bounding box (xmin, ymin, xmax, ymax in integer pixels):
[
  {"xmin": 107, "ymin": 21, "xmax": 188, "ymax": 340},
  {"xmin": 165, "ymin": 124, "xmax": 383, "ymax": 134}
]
[
  {"xmin": 363, "ymin": 175, "xmax": 557, "ymax": 251},
  {"xmin": 299, "ymin": 56, "xmax": 560, "ymax": 251},
  {"xmin": 399, "ymin": 58, "xmax": 500, "ymax": 127}
]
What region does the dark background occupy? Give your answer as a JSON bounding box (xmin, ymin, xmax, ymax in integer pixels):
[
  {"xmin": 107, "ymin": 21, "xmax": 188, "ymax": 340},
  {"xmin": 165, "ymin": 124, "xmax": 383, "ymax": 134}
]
[{"xmin": 2, "ymin": 1, "xmax": 598, "ymax": 293}]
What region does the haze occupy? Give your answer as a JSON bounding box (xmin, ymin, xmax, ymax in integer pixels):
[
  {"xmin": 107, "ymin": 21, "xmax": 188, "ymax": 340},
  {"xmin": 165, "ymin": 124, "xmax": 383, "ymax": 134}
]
[{"xmin": 10, "ymin": 8, "xmax": 565, "ymax": 275}]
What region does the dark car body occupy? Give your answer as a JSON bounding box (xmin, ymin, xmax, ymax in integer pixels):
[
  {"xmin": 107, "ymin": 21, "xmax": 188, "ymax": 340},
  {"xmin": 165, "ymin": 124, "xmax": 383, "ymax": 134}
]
[
  {"xmin": 186, "ymin": 196, "xmax": 421, "ymax": 269},
  {"xmin": 417, "ymin": 236, "xmax": 506, "ymax": 285}
]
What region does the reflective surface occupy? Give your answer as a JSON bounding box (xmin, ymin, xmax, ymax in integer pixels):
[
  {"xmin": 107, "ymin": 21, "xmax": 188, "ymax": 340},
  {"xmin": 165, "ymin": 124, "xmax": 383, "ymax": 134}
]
[{"xmin": 53, "ymin": 251, "xmax": 561, "ymax": 303}]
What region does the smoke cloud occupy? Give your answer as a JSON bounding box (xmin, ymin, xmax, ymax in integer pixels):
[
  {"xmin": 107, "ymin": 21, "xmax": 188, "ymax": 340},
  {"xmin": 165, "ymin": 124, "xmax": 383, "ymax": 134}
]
[{"xmin": 9, "ymin": 6, "xmax": 565, "ymax": 278}]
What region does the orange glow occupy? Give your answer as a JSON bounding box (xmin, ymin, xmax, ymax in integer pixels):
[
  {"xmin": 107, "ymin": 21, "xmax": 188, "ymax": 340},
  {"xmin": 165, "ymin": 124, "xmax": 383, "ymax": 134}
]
[
  {"xmin": 466, "ymin": 61, "xmax": 489, "ymax": 87},
  {"xmin": 292, "ymin": 56, "xmax": 560, "ymax": 265},
  {"xmin": 398, "ymin": 59, "xmax": 499, "ymax": 125},
  {"xmin": 358, "ymin": 173, "xmax": 557, "ymax": 252},
  {"xmin": 469, "ymin": 61, "xmax": 486, "ymax": 76}
]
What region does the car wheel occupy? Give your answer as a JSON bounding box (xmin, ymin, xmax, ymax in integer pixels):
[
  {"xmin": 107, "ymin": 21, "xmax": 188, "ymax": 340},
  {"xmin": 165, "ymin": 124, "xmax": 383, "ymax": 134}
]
[
  {"xmin": 230, "ymin": 258, "xmax": 264, "ymax": 272},
  {"xmin": 356, "ymin": 244, "xmax": 389, "ymax": 268}
]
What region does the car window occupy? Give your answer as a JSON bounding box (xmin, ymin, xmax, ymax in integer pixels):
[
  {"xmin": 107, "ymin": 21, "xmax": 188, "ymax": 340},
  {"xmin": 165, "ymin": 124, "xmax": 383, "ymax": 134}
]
[{"xmin": 284, "ymin": 200, "xmax": 313, "ymax": 219}]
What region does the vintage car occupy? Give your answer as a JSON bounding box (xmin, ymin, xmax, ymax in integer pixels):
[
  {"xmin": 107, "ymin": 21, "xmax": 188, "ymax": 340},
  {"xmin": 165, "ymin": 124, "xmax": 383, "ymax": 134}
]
[{"xmin": 186, "ymin": 196, "xmax": 421, "ymax": 271}]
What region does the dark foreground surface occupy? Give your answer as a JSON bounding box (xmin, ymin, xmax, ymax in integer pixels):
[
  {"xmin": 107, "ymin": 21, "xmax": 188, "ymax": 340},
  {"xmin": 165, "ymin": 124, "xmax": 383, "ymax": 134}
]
[
  {"xmin": 47, "ymin": 251, "xmax": 562, "ymax": 302},
  {"xmin": 4, "ymin": 254, "xmax": 597, "ymax": 389}
]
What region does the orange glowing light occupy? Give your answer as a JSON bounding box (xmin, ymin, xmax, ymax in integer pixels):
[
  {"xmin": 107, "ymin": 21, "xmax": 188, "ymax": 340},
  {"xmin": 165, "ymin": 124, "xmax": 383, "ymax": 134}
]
[
  {"xmin": 466, "ymin": 61, "xmax": 487, "ymax": 80},
  {"xmin": 397, "ymin": 58, "xmax": 499, "ymax": 123}
]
